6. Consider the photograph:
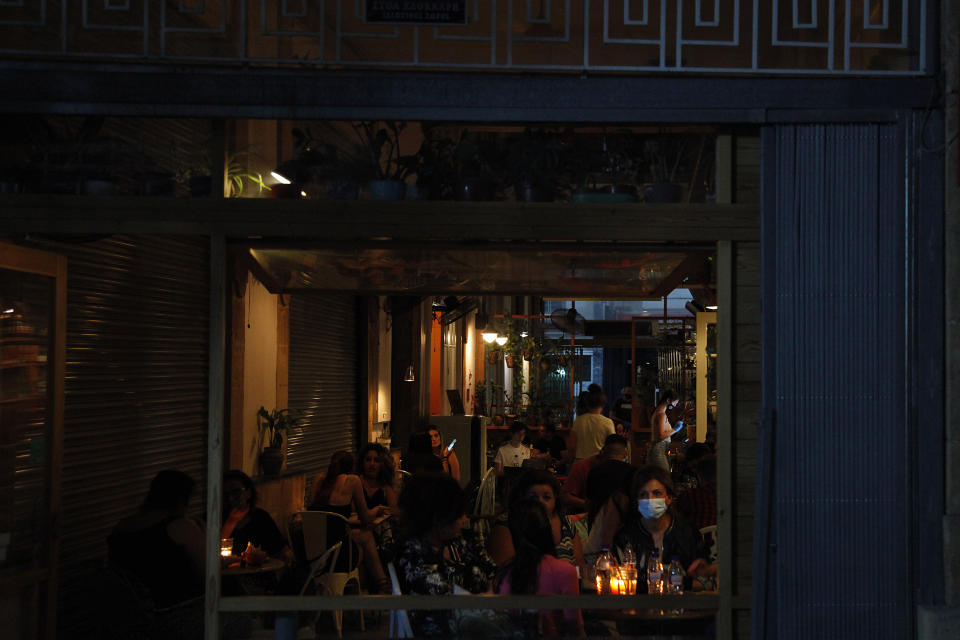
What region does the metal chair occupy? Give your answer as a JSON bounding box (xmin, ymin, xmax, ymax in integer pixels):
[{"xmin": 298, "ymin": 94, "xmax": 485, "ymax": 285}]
[
  {"xmin": 472, "ymin": 466, "xmax": 497, "ymax": 538},
  {"xmin": 699, "ymin": 524, "xmax": 718, "ymax": 564},
  {"xmin": 386, "ymin": 562, "xmax": 413, "ymax": 639},
  {"xmin": 295, "ymin": 510, "xmax": 365, "ymax": 639}
]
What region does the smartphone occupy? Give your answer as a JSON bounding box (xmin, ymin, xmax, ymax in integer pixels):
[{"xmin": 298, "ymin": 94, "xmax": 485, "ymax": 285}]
[{"xmin": 446, "ymin": 439, "xmax": 457, "ymax": 452}]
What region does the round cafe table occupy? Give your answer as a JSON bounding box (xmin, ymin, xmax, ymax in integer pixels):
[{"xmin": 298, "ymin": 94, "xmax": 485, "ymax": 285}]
[{"xmin": 222, "ymin": 557, "xmax": 286, "ymax": 576}]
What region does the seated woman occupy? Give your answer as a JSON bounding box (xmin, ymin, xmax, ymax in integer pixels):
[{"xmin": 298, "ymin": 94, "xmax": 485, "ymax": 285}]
[
  {"xmin": 108, "ymin": 470, "xmax": 205, "ymax": 610},
  {"xmin": 428, "ymin": 425, "xmax": 461, "ymax": 483},
  {"xmin": 357, "ymin": 442, "xmax": 399, "ymax": 509},
  {"xmin": 581, "ymin": 460, "xmax": 636, "ymax": 566},
  {"xmin": 395, "ymin": 474, "xmax": 499, "ymax": 638},
  {"xmin": 403, "ymin": 432, "xmax": 443, "ymax": 474},
  {"xmin": 487, "ymin": 470, "xmax": 585, "ymax": 579},
  {"xmin": 309, "ymin": 450, "xmax": 391, "ymax": 594},
  {"xmin": 495, "ymin": 499, "xmax": 584, "ymax": 638},
  {"xmin": 221, "ymin": 469, "xmax": 291, "ymax": 563},
  {"xmin": 613, "ymin": 465, "xmax": 711, "ymax": 592}
]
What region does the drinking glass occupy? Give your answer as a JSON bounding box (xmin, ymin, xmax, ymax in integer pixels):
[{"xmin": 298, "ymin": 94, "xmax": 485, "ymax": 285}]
[
  {"xmin": 220, "ymin": 537, "xmax": 234, "ymax": 557},
  {"xmin": 619, "ymin": 565, "xmax": 637, "ymax": 596}
]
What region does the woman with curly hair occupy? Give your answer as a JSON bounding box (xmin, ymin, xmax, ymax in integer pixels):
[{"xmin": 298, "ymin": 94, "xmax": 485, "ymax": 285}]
[
  {"xmin": 395, "ymin": 474, "xmax": 499, "ymax": 637},
  {"xmin": 356, "ymin": 442, "xmax": 398, "ymax": 509}
]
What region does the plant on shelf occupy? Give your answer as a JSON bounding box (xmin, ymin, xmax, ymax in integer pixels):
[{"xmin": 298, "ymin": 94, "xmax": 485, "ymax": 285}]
[
  {"xmin": 350, "ymin": 120, "xmax": 419, "ymax": 200},
  {"xmin": 634, "ymin": 132, "xmax": 712, "ymax": 203},
  {"xmin": 177, "ymin": 147, "xmax": 270, "ymax": 198},
  {"xmin": 504, "ymin": 128, "xmax": 565, "ymax": 202},
  {"xmin": 225, "ymin": 151, "xmax": 270, "ymax": 197},
  {"xmin": 256, "ymin": 406, "xmax": 301, "ymax": 475},
  {"xmin": 451, "ymin": 129, "xmax": 504, "ymax": 201},
  {"xmin": 408, "ymin": 123, "xmax": 457, "ymax": 200}
]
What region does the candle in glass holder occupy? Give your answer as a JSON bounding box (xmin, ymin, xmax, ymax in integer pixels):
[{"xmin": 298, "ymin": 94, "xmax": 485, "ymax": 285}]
[
  {"xmin": 618, "ymin": 566, "xmax": 637, "ymax": 595},
  {"xmin": 610, "ymin": 577, "xmax": 624, "ymax": 595},
  {"xmin": 220, "ymin": 537, "xmax": 234, "ymax": 557}
]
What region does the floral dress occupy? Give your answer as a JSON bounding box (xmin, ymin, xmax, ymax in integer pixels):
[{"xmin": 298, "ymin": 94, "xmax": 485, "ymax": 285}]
[
  {"xmin": 395, "ymin": 531, "xmax": 498, "ymax": 637},
  {"xmin": 492, "ymin": 513, "xmax": 579, "ymax": 567}
]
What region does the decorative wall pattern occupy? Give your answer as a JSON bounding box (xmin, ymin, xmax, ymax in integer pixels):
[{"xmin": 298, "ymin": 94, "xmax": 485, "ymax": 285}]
[{"xmin": 0, "ymin": 1, "xmax": 927, "ymax": 75}]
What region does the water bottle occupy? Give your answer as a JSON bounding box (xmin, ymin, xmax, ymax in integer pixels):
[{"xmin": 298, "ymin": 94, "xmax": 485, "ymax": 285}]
[
  {"xmin": 595, "ymin": 545, "xmax": 618, "ymax": 595},
  {"xmin": 647, "ymin": 548, "xmax": 664, "ymax": 594},
  {"xmin": 668, "ymin": 556, "xmax": 685, "ymax": 594},
  {"xmin": 620, "ymin": 543, "xmax": 637, "ymax": 595}
]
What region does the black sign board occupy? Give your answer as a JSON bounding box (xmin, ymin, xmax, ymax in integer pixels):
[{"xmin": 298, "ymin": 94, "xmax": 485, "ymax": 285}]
[{"xmin": 366, "ymin": 1, "xmax": 467, "ymax": 25}]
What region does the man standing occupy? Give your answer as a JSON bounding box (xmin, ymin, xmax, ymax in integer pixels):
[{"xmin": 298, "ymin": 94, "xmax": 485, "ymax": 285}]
[{"xmin": 569, "ymin": 387, "xmax": 615, "ymax": 462}]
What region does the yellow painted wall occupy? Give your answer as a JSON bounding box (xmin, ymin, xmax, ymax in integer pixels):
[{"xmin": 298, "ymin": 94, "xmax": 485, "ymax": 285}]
[{"xmin": 242, "ymin": 274, "xmax": 278, "ymax": 476}]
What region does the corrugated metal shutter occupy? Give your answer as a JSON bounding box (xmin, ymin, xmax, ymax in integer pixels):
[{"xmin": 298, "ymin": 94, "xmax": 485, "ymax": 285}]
[
  {"xmin": 287, "ymin": 294, "xmax": 358, "ymax": 490},
  {"xmin": 757, "ymin": 124, "xmax": 908, "ymax": 639},
  {"xmin": 22, "ymin": 234, "xmax": 209, "ymax": 637}
]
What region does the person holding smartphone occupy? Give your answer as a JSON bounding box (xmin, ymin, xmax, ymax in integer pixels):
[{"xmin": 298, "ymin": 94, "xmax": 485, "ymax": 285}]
[
  {"xmin": 428, "ymin": 425, "xmax": 461, "ymax": 483},
  {"xmin": 647, "ymin": 390, "xmax": 687, "ymax": 472}
]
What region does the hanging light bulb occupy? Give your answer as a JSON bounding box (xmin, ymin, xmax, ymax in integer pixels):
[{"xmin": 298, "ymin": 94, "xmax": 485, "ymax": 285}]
[
  {"xmin": 482, "ymin": 332, "xmax": 499, "ymax": 344},
  {"xmin": 404, "ymin": 365, "xmax": 415, "ymax": 382}
]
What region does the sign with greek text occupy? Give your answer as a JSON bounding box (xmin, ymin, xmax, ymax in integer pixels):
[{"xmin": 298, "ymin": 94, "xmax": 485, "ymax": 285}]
[{"xmin": 366, "ymin": 1, "xmax": 467, "ymax": 25}]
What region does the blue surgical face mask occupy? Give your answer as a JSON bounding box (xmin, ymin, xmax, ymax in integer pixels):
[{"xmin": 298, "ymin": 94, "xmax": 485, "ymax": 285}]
[{"xmin": 638, "ymin": 498, "xmax": 668, "ymax": 519}]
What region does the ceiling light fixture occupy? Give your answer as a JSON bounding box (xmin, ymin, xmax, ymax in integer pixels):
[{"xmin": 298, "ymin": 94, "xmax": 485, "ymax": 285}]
[
  {"xmin": 482, "ymin": 332, "xmax": 499, "ymax": 343},
  {"xmin": 495, "ymin": 335, "xmax": 508, "ymax": 346}
]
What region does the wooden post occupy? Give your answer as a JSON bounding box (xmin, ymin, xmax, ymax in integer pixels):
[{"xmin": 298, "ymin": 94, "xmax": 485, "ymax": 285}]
[{"xmin": 205, "ymin": 235, "xmax": 226, "ymax": 640}]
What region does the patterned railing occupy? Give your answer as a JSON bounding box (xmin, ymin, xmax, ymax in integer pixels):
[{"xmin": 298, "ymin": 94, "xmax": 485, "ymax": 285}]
[{"xmin": 0, "ymin": 1, "xmax": 928, "ymax": 75}]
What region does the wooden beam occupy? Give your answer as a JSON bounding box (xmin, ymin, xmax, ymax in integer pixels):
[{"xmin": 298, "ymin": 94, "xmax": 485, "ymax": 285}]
[
  {"xmin": 1, "ymin": 196, "xmax": 760, "ymax": 243},
  {"xmin": 648, "ymin": 251, "xmax": 712, "ymax": 299}
]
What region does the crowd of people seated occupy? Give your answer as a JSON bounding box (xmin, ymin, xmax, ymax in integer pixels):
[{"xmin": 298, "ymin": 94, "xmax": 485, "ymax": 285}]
[{"xmin": 104, "ymin": 389, "xmax": 718, "ymax": 639}]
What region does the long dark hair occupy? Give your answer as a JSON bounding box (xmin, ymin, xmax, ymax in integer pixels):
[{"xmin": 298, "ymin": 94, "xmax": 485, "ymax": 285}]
[
  {"xmin": 142, "ymin": 469, "xmax": 195, "ymax": 512},
  {"xmin": 498, "ymin": 499, "xmax": 555, "ymax": 594},
  {"xmin": 357, "ymin": 442, "xmax": 395, "ymax": 487},
  {"xmin": 585, "ymin": 460, "xmax": 636, "ymax": 528},
  {"xmin": 314, "ymin": 450, "xmax": 355, "ymax": 504},
  {"xmin": 222, "ymin": 469, "xmax": 256, "ymax": 520},
  {"xmin": 656, "ymin": 389, "xmax": 678, "ymax": 408},
  {"xmin": 397, "ymin": 473, "xmax": 467, "ymax": 540}
]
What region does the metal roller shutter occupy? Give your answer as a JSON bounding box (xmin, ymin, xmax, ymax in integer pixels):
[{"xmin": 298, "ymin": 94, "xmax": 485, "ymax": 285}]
[
  {"xmin": 23, "ymin": 234, "xmax": 209, "ymax": 638},
  {"xmin": 286, "ymin": 294, "xmax": 359, "ymax": 490},
  {"xmin": 756, "ymin": 124, "xmax": 909, "ymax": 639}
]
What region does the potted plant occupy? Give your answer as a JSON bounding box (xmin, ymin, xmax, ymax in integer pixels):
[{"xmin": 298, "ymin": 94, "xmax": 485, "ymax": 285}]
[
  {"xmin": 407, "ymin": 124, "xmax": 457, "ymax": 200},
  {"xmin": 256, "ymin": 406, "xmax": 301, "ymax": 475},
  {"xmin": 485, "ymin": 342, "xmax": 503, "ymax": 365},
  {"xmin": 570, "ymin": 131, "xmax": 639, "ymax": 203},
  {"xmin": 350, "ymin": 121, "xmax": 418, "ymax": 200},
  {"xmin": 504, "ymin": 328, "xmax": 524, "ymax": 369},
  {"xmin": 452, "ymin": 130, "xmax": 503, "ymax": 201},
  {"xmin": 274, "ymin": 126, "xmax": 363, "ymax": 199},
  {"xmin": 635, "ymin": 133, "xmax": 710, "ymax": 203},
  {"xmin": 177, "ymin": 147, "xmax": 270, "ymax": 198},
  {"xmin": 505, "ymin": 128, "xmax": 564, "ymax": 202}
]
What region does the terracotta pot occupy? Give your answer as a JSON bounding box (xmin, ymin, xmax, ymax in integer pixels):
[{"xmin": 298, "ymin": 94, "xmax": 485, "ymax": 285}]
[{"xmin": 486, "ymin": 352, "xmax": 499, "ymax": 364}]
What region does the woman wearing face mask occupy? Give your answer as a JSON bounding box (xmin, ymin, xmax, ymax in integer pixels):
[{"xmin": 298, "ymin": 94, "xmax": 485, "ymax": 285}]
[
  {"xmin": 614, "ymin": 465, "xmax": 711, "ymax": 592},
  {"xmin": 646, "ymin": 390, "xmax": 686, "ymax": 472}
]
